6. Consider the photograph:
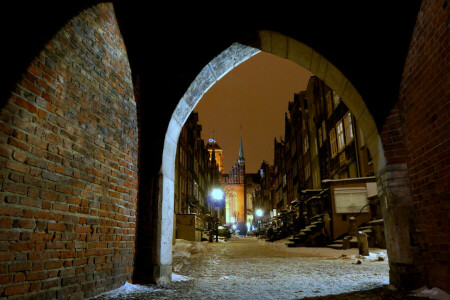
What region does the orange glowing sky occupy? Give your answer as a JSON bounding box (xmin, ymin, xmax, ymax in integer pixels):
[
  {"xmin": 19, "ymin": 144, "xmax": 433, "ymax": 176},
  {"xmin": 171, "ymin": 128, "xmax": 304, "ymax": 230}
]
[{"xmin": 194, "ymin": 51, "xmax": 313, "ymax": 174}]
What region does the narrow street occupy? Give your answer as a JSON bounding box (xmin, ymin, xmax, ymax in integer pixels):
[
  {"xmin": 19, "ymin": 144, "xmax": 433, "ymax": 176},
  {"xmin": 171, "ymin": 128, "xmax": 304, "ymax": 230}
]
[{"xmin": 92, "ymin": 236, "xmax": 392, "ymax": 299}]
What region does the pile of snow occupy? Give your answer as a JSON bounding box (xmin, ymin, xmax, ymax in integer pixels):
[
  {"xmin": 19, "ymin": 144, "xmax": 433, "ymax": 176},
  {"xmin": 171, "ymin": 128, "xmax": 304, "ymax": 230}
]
[
  {"xmin": 333, "ymin": 250, "xmax": 388, "ymax": 262},
  {"xmin": 90, "ymin": 282, "xmax": 161, "ymax": 299},
  {"xmin": 173, "ymin": 239, "xmax": 209, "ymax": 258},
  {"xmin": 355, "ymin": 250, "xmax": 388, "ymax": 261},
  {"xmin": 228, "ymin": 234, "xmax": 241, "ymax": 241},
  {"xmin": 172, "ymin": 273, "xmax": 192, "ymax": 282},
  {"xmin": 409, "ymin": 286, "xmax": 450, "ymax": 300}
]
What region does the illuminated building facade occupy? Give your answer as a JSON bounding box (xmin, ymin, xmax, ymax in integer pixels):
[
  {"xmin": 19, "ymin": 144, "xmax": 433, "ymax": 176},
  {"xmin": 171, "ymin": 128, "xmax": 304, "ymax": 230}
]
[
  {"xmin": 206, "ymin": 139, "xmax": 224, "ymax": 174},
  {"xmin": 174, "ymin": 112, "xmax": 220, "ymax": 215},
  {"xmin": 221, "ymin": 137, "xmax": 258, "ymax": 234}
]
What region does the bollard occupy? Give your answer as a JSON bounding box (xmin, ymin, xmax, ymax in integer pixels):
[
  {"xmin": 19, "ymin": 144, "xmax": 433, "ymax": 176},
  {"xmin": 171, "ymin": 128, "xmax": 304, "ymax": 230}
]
[
  {"xmin": 348, "ymin": 217, "xmax": 358, "ymax": 237},
  {"xmin": 357, "ymin": 231, "xmax": 369, "ymax": 256},
  {"xmin": 343, "ymin": 236, "xmax": 351, "ymax": 249}
]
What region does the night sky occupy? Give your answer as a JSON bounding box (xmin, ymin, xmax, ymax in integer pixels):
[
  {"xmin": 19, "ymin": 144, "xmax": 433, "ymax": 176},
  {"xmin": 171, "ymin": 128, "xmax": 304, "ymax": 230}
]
[{"xmin": 194, "ymin": 51, "xmax": 313, "ymax": 174}]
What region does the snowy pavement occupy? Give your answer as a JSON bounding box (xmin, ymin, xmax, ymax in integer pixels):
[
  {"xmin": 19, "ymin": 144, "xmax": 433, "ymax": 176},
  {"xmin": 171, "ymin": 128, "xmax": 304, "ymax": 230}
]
[{"xmin": 90, "ymin": 236, "xmax": 399, "ymax": 299}]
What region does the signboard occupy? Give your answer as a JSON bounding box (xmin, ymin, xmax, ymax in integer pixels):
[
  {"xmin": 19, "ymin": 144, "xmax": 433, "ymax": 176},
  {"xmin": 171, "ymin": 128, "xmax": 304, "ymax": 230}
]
[{"xmin": 334, "ymin": 187, "xmax": 369, "ymax": 213}]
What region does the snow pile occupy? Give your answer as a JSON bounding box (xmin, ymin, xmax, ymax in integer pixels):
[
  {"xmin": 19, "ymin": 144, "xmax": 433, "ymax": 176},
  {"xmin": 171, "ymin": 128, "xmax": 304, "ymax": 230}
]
[
  {"xmin": 172, "ymin": 239, "xmax": 194, "ymax": 259},
  {"xmin": 189, "ymin": 241, "xmax": 209, "ymax": 254},
  {"xmin": 172, "ymin": 239, "xmax": 210, "ymax": 272},
  {"xmin": 228, "ymin": 234, "xmax": 241, "ymax": 241},
  {"xmin": 173, "ymin": 239, "xmax": 209, "ymax": 258},
  {"xmin": 354, "ymin": 250, "xmax": 388, "ymax": 261},
  {"xmin": 172, "ymin": 273, "xmax": 192, "ymax": 282},
  {"xmin": 90, "ymin": 282, "xmax": 161, "ymax": 299},
  {"xmin": 409, "ymin": 286, "xmax": 450, "ymax": 300}
]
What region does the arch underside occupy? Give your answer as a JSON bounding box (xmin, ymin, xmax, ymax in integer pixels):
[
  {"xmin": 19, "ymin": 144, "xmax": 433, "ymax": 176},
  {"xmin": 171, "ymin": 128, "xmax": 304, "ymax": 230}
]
[{"xmin": 158, "ymin": 31, "xmax": 387, "ymax": 282}]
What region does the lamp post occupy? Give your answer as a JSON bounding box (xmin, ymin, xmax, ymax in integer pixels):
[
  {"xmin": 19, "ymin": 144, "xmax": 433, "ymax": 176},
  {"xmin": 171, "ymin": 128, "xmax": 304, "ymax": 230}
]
[
  {"xmin": 256, "ymin": 208, "xmax": 263, "ymax": 235},
  {"xmin": 210, "ymin": 188, "xmax": 224, "ymax": 242}
]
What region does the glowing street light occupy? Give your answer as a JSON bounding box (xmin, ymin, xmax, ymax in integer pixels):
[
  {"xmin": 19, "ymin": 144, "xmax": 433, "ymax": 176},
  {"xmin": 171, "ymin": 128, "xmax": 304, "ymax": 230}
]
[
  {"xmin": 210, "ymin": 188, "xmax": 224, "ymax": 243},
  {"xmin": 211, "ymin": 188, "xmax": 224, "ymax": 200},
  {"xmin": 256, "ymin": 209, "xmax": 263, "ymax": 217}
]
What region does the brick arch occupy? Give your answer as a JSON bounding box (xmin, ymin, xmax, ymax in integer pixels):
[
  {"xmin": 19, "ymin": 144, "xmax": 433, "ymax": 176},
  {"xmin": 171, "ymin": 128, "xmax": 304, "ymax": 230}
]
[{"xmin": 159, "ymin": 32, "xmax": 387, "ymax": 281}]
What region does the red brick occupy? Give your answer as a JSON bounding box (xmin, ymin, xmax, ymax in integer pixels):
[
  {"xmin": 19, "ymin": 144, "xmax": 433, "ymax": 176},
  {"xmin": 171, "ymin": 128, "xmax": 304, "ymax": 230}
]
[
  {"xmin": 45, "ymin": 260, "xmax": 63, "ymax": 270},
  {"xmin": 0, "ymin": 144, "xmax": 12, "ymax": 157},
  {"xmin": 10, "ymin": 262, "xmax": 32, "ymax": 272},
  {"xmin": 13, "ymin": 272, "xmax": 26, "ymax": 283},
  {"xmin": 75, "ymin": 225, "xmax": 92, "ymax": 233},
  {"xmin": 0, "ymin": 274, "xmax": 11, "ymax": 284},
  {"xmin": 48, "ymin": 223, "xmax": 65, "ymax": 232},
  {"xmin": 0, "ymin": 206, "xmax": 23, "ymax": 217},
  {"xmin": 5, "ymin": 161, "xmax": 29, "ymax": 174},
  {"xmin": 16, "ymin": 97, "xmax": 37, "ymax": 114},
  {"xmin": 26, "ymin": 271, "xmax": 47, "ymax": 281},
  {"xmin": 4, "ymin": 283, "xmax": 30, "ymax": 296}
]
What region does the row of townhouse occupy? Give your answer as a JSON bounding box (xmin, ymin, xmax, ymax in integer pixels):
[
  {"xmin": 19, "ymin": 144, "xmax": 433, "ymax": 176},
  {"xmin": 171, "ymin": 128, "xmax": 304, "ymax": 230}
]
[
  {"xmin": 174, "ymin": 112, "xmax": 221, "ymax": 241},
  {"xmin": 255, "ymin": 76, "xmax": 384, "ymax": 247}
]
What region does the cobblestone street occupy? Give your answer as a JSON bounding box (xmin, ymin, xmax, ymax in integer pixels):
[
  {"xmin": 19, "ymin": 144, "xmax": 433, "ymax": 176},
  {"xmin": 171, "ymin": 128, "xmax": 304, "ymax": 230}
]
[{"xmin": 92, "ymin": 237, "xmax": 396, "ymax": 299}]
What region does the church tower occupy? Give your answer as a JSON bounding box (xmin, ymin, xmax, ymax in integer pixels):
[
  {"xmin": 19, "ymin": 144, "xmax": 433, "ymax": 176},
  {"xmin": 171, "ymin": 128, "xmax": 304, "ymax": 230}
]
[{"xmin": 238, "ymin": 135, "xmax": 245, "ymax": 184}]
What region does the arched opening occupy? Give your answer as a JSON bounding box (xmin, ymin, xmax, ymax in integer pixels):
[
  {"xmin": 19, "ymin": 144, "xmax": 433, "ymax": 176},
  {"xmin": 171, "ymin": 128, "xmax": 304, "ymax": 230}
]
[{"xmin": 158, "ymin": 33, "xmax": 391, "ymax": 291}]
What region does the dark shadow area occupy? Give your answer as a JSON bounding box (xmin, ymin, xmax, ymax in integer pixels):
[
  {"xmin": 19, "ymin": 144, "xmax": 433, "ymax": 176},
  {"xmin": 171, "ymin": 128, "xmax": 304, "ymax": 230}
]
[{"xmin": 300, "ymin": 286, "xmax": 430, "ymax": 300}]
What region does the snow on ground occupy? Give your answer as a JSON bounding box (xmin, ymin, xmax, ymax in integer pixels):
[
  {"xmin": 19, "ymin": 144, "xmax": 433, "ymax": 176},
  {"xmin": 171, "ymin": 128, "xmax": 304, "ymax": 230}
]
[
  {"xmin": 172, "ymin": 273, "xmax": 193, "ymax": 282},
  {"xmin": 89, "ymin": 282, "xmax": 163, "ymax": 299},
  {"xmin": 92, "ymin": 237, "xmax": 394, "ymax": 299},
  {"xmin": 409, "ymin": 286, "xmax": 450, "ymax": 300}
]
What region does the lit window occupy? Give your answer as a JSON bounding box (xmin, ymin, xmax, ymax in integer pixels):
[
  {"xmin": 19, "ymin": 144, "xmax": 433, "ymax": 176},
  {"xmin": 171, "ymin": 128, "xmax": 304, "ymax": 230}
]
[
  {"xmin": 336, "ymin": 120, "xmax": 345, "ymax": 151},
  {"xmin": 304, "ymin": 135, "xmax": 309, "ymax": 153},
  {"xmin": 330, "ymin": 128, "xmax": 337, "ymax": 157},
  {"xmin": 344, "ymin": 112, "xmax": 354, "ymax": 145},
  {"xmin": 333, "ymin": 91, "xmax": 340, "ymax": 108}
]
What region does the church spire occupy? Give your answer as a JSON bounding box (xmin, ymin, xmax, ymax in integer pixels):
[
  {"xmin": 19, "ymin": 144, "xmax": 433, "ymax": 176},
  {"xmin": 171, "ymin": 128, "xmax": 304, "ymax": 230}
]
[{"xmin": 238, "ymin": 126, "xmax": 245, "ymax": 162}]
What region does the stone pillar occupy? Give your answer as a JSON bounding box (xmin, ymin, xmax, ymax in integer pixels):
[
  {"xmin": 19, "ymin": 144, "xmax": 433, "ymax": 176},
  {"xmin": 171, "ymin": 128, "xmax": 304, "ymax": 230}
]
[
  {"xmin": 377, "ymin": 163, "xmax": 421, "ymax": 290},
  {"xmin": 343, "ymin": 236, "xmax": 351, "ymax": 250}
]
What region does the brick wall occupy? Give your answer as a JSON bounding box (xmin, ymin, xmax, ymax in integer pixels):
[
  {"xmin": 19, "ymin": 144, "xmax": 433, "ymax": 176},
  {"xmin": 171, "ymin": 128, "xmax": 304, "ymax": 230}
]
[
  {"xmin": 396, "ymin": 0, "xmax": 449, "ymax": 292},
  {"xmin": 0, "ymin": 3, "xmax": 138, "ymax": 299}
]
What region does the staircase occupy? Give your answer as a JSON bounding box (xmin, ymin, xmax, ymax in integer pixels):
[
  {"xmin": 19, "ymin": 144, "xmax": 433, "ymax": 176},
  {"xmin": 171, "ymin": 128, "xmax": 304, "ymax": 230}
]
[
  {"xmin": 285, "ymin": 217, "xmax": 325, "ymax": 247},
  {"xmin": 325, "ymin": 218, "xmax": 384, "ymax": 250}
]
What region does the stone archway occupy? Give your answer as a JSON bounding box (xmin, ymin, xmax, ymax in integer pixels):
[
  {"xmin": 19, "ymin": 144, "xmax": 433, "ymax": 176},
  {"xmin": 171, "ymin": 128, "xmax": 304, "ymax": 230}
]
[{"xmin": 158, "ymin": 31, "xmax": 390, "ymax": 283}]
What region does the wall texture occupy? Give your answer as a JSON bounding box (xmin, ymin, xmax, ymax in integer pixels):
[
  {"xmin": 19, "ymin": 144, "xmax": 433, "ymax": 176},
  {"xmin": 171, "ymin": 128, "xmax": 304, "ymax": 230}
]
[
  {"xmin": 397, "ymin": 0, "xmax": 449, "ymax": 291},
  {"xmin": 0, "ymin": 3, "xmax": 137, "ymax": 299}
]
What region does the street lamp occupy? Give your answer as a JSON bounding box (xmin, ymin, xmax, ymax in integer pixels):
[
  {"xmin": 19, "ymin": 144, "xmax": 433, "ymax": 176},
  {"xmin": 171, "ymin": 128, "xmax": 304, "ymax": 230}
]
[
  {"xmin": 256, "ymin": 209, "xmax": 263, "ymax": 217},
  {"xmin": 211, "ymin": 188, "xmax": 224, "ymax": 201},
  {"xmin": 210, "ymin": 188, "xmax": 224, "ymax": 242},
  {"xmin": 255, "ymin": 209, "xmax": 264, "ymax": 236}
]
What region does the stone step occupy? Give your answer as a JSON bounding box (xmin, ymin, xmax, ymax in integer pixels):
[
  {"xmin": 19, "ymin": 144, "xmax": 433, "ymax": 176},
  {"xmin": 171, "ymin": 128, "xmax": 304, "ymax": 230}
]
[
  {"xmin": 368, "ymin": 219, "xmax": 384, "ymax": 225},
  {"xmin": 286, "ymin": 242, "xmax": 303, "ymax": 248},
  {"xmin": 326, "ymin": 243, "xmax": 343, "ymax": 250},
  {"xmin": 358, "ymin": 226, "xmax": 372, "ymax": 230},
  {"xmin": 311, "ymin": 221, "xmax": 324, "ymax": 226}
]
